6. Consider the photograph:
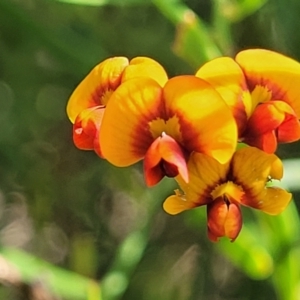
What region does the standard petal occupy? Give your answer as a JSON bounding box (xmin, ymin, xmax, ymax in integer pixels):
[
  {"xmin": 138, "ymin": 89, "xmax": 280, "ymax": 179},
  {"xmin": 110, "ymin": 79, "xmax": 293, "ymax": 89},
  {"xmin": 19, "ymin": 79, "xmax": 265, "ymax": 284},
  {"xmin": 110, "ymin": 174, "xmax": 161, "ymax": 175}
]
[
  {"xmin": 176, "ymin": 152, "xmax": 229, "ymax": 207},
  {"xmin": 144, "ymin": 134, "xmax": 188, "ymax": 187},
  {"xmin": 67, "ymin": 57, "xmax": 129, "ymax": 123},
  {"xmin": 100, "ymin": 78, "xmax": 164, "ymax": 167},
  {"xmin": 235, "ymin": 49, "xmax": 300, "ymax": 117},
  {"xmin": 196, "ymin": 57, "xmax": 249, "ymax": 135},
  {"xmin": 163, "ymin": 75, "xmax": 238, "ymax": 164},
  {"xmin": 121, "ymin": 57, "xmax": 168, "ymax": 87}
]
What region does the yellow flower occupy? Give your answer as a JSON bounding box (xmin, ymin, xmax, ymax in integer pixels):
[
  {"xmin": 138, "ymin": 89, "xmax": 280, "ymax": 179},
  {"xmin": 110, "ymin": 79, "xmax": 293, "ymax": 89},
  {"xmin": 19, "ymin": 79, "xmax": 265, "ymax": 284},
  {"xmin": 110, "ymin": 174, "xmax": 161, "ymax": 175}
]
[{"xmin": 163, "ymin": 147, "xmax": 292, "ymax": 242}]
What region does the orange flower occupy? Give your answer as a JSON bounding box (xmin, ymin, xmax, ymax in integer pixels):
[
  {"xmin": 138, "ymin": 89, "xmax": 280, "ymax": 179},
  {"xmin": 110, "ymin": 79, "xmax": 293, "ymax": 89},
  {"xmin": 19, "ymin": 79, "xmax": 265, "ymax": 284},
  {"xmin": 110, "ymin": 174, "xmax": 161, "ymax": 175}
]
[
  {"xmin": 100, "ymin": 75, "xmax": 237, "ymax": 186},
  {"xmin": 163, "ymin": 147, "xmax": 292, "ymax": 242},
  {"xmin": 66, "ymin": 56, "xmax": 168, "ymax": 156},
  {"xmin": 196, "ymin": 49, "xmax": 300, "ymax": 153}
]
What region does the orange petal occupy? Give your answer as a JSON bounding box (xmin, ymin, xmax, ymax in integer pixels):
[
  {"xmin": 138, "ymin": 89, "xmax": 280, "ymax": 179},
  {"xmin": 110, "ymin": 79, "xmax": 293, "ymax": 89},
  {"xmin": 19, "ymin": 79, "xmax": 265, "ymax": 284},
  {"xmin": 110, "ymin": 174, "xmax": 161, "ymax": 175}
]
[
  {"xmin": 235, "ymin": 48, "xmax": 300, "ymax": 117},
  {"xmin": 242, "ymin": 186, "xmax": 292, "ymax": 215},
  {"xmin": 207, "ymin": 199, "xmax": 242, "ymax": 242},
  {"xmin": 246, "ymin": 101, "xmax": 286, "ymax": 133},
  {"xmin": 196, "ymin": 57, "xmax": 249, "ymax": 135},
  {"xmin": 73, "ymin": 106, "xmax": 104, "ymax": 152},
  {"xmin": 122, "ymin": 57, "xmax": 168, "ymax": 87},
  {"xmin": 243, "ymin": 131, "xmax": 277, "ymax": 154},
  {"xmin": 232, "ymin": 147, "xmax": 282, "ymax": 192},
  {"xmin": 144, "ymin": 134, "xmax": 188, "ymax": 187},
  {"xmin": 277, "ymin": 115, "xmax": 300, "ymax": 143},
  {"xmin": 163, "ymin": 75, "xmax": 238, "ymax": 164},
  {"xmin": 67, "ymin": 57, "xmax": 129, "ymax": 123},
  {"xmin": 231, "ymin": 147, "xmax": 286, "ymax": 206},
  {"xmin": 100, "ymin": 78, "xmax": 163, "ymax": 167}
]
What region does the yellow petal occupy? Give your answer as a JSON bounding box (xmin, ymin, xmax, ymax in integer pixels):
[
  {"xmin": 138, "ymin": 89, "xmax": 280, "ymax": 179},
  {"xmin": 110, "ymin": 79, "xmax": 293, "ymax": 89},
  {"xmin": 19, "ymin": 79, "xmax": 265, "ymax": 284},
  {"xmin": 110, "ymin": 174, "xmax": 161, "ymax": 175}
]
[
  {"xmin": 242, "ymin": 187, "xmax": 292, "ymax": 215},
  {"xmin": 163, "ymin": 192, "xmax": 196, "ymax": 215},
  {"xmin": 122, "ymin": 57, "xmax": 168, "ymax": 87},
  {"xmin": 232, "ymin": 146, "xmax": 284, "ymax": 199},
  {"xmin": 163, "ymin": 75, "xmax": 238, "ymax": 164},
  {"xmin": 67, "ymin": 57, "xmax": 129, "ymax": 123},
  {"xmin": 236, "ymin": 48, "xmax": 300, "ymax": 117},
  {"xmin": 196, "ymin": 57, "xmax": 250, "ymax": 134},
  {"xmin": 100, "ymin": 78, "xmax": 163, "ymax": 167}
]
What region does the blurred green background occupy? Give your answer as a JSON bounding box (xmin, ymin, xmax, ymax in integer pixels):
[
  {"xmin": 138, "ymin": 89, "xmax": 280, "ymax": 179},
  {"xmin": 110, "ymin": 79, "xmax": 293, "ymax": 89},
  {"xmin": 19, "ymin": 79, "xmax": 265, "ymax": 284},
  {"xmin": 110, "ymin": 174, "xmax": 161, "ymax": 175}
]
[{"xmin": 0, "ymin": 0, "xmax": 300, "ymax": 299}]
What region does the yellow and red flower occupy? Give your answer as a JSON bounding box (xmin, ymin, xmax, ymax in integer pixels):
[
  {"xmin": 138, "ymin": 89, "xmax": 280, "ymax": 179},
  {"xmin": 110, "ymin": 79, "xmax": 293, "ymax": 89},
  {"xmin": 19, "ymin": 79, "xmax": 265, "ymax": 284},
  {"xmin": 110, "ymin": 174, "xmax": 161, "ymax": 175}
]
[
  {"xmin": 99, "ymin": 75, "xmax": 238, "ymax": 186},
  {"xmin": 66, "ymin": 56, "xmax": 168, "ymax": 156},
  {"xmin": 196, "ymin": 49, "xmax": 300, "ymax": 153},
  {"xmin": 163, "ymin": 146, "xmax": 292, "ymax": 242}
]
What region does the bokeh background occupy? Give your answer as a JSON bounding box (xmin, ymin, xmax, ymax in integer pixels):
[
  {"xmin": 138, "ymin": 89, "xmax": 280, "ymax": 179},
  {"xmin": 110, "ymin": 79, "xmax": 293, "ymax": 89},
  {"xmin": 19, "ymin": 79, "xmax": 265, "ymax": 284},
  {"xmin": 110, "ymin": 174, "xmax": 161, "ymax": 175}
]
[{"xmin": 1, "ymin": 0, "xmax": 300, "ymax": 299}]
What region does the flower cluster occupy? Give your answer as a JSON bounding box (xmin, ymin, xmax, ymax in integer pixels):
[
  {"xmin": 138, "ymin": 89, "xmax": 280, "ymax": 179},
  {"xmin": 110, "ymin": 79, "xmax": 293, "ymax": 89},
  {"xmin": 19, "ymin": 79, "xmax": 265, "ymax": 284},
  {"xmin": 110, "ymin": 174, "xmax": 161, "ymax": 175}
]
[{"xmin": 66, "ymin": 49, "xmax": 300, "ymax": 242}]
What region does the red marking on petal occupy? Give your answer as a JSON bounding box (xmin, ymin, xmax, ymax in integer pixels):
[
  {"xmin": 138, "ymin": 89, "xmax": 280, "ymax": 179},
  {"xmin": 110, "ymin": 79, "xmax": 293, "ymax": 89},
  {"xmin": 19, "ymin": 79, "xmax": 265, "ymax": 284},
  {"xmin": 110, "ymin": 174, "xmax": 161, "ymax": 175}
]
[
  {"xmin": 93, "ymin": 129, "xmax": 104, "ymax": 158},
  {"xmin": 144, "ymin": 134, "xmax": 188, "ymax": 187},
  {"xmin": 207, "ymin": 199, "xmax": 242, "ymax": 242},
  {"xmin": 242, "ymin": 101, "xmax": 300, "ymax": 152},
  {"xmin": 247, "ymin": 102, "xmax": 284, "ymax": 133},
  {"xmin": 242, "ymin": 131, "xmax": 277, "ymax": 154},
  {"xmin": 224, "ymin": 202, "xmax": 243, "ymax": 242},
  {"xmin": 246, "ymin": 76, "xmax": 286, "ymax": 101},
  {"xmin": 277, "ymin": 114, "xmax": 300, "ymax": 143},
  {"xmin": 73, "ymin": 123, "xmax": 94, "ymax": 150},
  {"xmin": 73, "ymin": 107, "xmax": 105, "ymax": 154}
]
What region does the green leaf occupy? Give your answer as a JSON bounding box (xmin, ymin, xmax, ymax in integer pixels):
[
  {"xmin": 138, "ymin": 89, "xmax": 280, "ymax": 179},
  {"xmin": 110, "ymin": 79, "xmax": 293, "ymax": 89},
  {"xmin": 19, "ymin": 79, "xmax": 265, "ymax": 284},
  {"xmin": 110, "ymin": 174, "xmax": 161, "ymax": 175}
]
[{"xmin": 0, "ymin": 247, "xmax": 102, "ymax": 300}]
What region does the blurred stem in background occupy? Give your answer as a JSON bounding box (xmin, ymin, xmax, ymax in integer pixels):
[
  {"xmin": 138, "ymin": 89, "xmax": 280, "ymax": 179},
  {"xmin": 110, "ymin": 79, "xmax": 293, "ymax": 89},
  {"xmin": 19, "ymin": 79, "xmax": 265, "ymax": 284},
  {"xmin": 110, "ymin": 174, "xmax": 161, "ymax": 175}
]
[{"xmin": 152, "ymin": 0, "xmax": 222, "ymax": 66}]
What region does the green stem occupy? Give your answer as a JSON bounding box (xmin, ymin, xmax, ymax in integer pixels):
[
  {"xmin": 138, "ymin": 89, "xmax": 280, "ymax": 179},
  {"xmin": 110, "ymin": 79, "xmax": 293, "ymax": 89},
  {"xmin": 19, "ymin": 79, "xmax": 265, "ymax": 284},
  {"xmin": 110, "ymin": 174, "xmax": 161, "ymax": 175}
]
[{"xmin": 152, "ymin": 0, "xmax": 222, "ymax": 67}]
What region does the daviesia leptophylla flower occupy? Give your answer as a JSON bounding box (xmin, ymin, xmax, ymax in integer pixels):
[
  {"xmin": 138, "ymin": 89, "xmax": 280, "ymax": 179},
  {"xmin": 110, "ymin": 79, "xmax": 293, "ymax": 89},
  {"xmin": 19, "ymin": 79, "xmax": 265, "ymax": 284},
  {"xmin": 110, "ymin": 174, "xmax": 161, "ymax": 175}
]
[
  {"xmin": 196, "ymin": 49, "xmax": 300, "ymax": 153},
  {"xmin": 163, "ymin": 146, "xmax": 292, "ymax": 242},
  {"xmin": 99, "ymin": 75, "xmax": 238, "ymax": 186},
  {"xmin": 66, "ymin": 56, "xmax": 168, "ymax": 156}
]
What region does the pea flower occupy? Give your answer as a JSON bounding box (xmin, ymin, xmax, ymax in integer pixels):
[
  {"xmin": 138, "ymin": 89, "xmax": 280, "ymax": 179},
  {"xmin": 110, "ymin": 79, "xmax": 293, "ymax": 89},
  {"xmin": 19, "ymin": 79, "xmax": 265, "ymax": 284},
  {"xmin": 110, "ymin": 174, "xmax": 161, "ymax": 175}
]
[
  {"xmin": 163, "ymin": 146, "xmax": 292, "ymax": 242},
  {"xmin": 99, "ymin": 75, "xmax": 237, "ymax": 186},
  {"xmin": 196, "ymin": 49, "xmax": 300, "ymax": 153},
  {"xmin": 66, "ymin": 56, "xmax": 168, "ymax": 156}
]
